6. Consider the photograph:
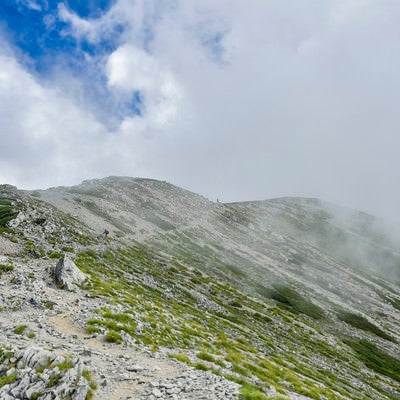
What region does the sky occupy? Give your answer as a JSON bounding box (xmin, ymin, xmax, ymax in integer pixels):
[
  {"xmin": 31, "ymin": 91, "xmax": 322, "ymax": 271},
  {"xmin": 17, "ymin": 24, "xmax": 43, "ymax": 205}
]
[{"xmin": 0, "ymin": 0, "xmax": 400, "ymax": 220}]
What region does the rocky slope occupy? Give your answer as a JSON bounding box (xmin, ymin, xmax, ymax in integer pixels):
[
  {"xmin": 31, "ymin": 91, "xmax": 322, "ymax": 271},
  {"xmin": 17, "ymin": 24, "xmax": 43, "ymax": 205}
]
[{"xmin": 0, "ymin": 177, "xmax": 400, "ymax": 400}]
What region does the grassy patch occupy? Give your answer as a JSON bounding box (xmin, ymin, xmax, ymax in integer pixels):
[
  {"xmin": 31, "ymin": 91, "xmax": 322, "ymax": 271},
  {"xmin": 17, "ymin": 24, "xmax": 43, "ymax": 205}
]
[
  {"xmin": 338, "ymin": 311, "xmax": 395, "ymax": 342},
  {"xmin": 74, "ymin": 244, "xmax": 398, "ymax": 399},
  {"xmin": 0, "ymin": 264, "xmax": 13, "ymax": 275},
  {"xmin": 86, "ymin": 325, "xmax": 101, "ymax": 334},
  {"xmin": 82, "ymin": 369, "xmax": 97, "ymax": 390},
  {"xmin": 0, "ymin": 372, "xmax": 18, "ymax": 388},
  {"xmin": 197, "ymin": 351, "xmax": 216, "ymax": 362},
  {"xmin": 13, "ymin": 324, "xmax": 27, "ymax": 335},
  {"xmin": 57, "ymin": 359, "xmax": 74, "ymax": 371},
  {"xmin": 169, "ymin": 353, "xmax": 191, "ymax": 363},
  {"xmin": 192, "ymin": 362, "xmax": 209, "ymax": 371},
  {"xmin": 48, "ymin": 251, "xmax": 63, "ymax": 259},
  {"xmin": 268, "ymin": 285, "xmax": 325, "ymax": 319},
  {"xmin": 105, "ymin": 330, "xmax": 123, "ymax": 344},
  {"xmin": 62, "ymin": 246, "xmax": 74, "ymax": 253},
  {"xmin": 240, "ymin": 383, "xmax": 268, "ymax": 399},
  {"xmin": 47, "ymin": 374, "xmax": 61, "ymax": 388},
  {"xmin": 43, "ymin": 300, "xmax": 56, "ymax": 310},
  {"xmin": 344, "ymin": 339, "xmax": 400, "ymax": 382},
  {"xmin": 0, "ymin": 198, "xmax": 19, "ymax": 233}
]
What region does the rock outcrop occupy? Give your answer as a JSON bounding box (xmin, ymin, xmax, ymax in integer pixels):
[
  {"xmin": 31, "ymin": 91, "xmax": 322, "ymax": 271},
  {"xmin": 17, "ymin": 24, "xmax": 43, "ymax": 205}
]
[
  {"xmin": 0, "ymin": 346, "xmax": 91, "ymax": 400},
  {"xmin": 54, "ymin": 255, "xmax": 86, "ymax": 291}
]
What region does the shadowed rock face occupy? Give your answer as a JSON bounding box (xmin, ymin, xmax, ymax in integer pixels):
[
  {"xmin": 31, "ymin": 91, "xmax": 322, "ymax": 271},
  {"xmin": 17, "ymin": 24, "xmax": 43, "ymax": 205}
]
[{"xmin": 54, "ymin": 255, "xmax": 86, "ymax": 291}]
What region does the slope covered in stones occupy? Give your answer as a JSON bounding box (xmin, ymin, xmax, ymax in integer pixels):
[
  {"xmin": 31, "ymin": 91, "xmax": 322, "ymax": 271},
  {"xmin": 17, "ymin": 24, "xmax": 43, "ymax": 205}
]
[{"xmin": 0, "ymin": 178, "xmax": 399, "ymax": 400}]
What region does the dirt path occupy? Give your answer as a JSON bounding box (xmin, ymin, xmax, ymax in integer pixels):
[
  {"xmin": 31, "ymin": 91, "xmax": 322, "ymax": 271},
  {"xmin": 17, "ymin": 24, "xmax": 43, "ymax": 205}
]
[
  {"xmin": 45, "ymin": 293, "xmax": 181, "ymax": 400},
  {"xmin": 0, "ymin": 278, "xmax": 181, "ymax": 400}
]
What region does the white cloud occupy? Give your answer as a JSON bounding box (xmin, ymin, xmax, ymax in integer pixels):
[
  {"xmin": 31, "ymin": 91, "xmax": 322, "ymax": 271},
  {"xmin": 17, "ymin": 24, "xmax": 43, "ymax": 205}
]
[
  {"xmin": 0, "ymin": 54, "xmax": 106, "ymax": 185},
  {"xmin": 106, "ymin": 45, "xmax": 158, "ymax": 92},
  {"xmin": 58, "ymin": 3, "xmax": 97, "ymax": 42},
  {"xmin": 16, "ymin": 0, "xmax": 42, "ymax": 12},
  {"xmin": 0, "ymin": 52, "xmax": 159, "ymax": 189},
  {"xmin": 106, "ymin": 44, "xmax": 183, "ymax": 126}
]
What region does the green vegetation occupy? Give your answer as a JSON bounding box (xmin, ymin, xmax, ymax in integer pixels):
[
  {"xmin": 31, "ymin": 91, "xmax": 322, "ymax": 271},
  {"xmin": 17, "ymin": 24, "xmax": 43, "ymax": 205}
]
[
  {"xmin": 240, "ymin": 383, "xmax": 269, "ymax": 400},
  {"xmin": 57, "ymin": 359, "xmax": 74, "ymax": 371},
  {"xmin": 338, "ymin": 311, "xmax": 395, "ymax": 342},
  {"xmin": 48, "ymin": 251, "xmax": 63, "ymax": 259},
  {"xmin": 386, "ymin": 296, "xmax": 400, "ymax": 311},
  {"xmin": 3, "ymin": 184, "xmax": 397, "ymax": 399},
  {"xmin": 43, "ymin": 300, "xmax": 56, "ymax": 310},
  {"xmin": 47, "ymin": 373, "xmax": 61, "ymax": 388},
  {"xmin": 82, "ymin": 368, "xmax": 98, "ymax": 390},
  {"xmin": 82, "ymin": 369, "xmax": 97, "ymax": 400},
  {"xmin": 169, "ymin": 353, "xmax": 191, "ymax": 363},
  {"xmin": 62, "ymin": 246, "xmax": 74, "ymax": 253},
  {"xmin": 344, "ymin": 339, "xmax": 400, "ymax": 382},
  {"xmin": 24, "ymin": 242, "xmax": 46, "ymax": 258},
  {"xmin": 75, "ymin": 244, "xmax": 386, "ymax": 399},
  {"xmin": 263, "ymin": 285, "xmax": 325, "ymax": 320},
  {"xmin": 0, "ymin": 264, "xmax": 13, "ymax": 275},
  {"xmin": 86, "ymin": 325, "xmax": 101, "ymax": 334},
  {"xmin": 105, "ymin": 330, "xmax": 123, "ymax": 343},
  {"xmin": 0, "ymin": 372, "xmax": 18, "ymax": 387},
  {"xmin": 193, "ymin": 362, "xmax": 209, "ymax": 371},
  {"xmin": 197, "ymin": 351, "xmax": 217, "ymax": 362},
  {"xmin": 13, "ymin": 324, "xmax": 27, "ymax": 335},
  {"xmin": 33, "ymin": 217, "xmax": 46, "ymax": 225},
  {"xmin": 0, "ymin": 198, "xmax": 19, "ymax": 233}
]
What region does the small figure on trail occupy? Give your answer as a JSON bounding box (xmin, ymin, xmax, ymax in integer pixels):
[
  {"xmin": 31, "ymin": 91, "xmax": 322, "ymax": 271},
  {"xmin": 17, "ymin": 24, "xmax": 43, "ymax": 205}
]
[{"xmin": 102, "ymin": 229, "xmax": 109, "ymax": 238}]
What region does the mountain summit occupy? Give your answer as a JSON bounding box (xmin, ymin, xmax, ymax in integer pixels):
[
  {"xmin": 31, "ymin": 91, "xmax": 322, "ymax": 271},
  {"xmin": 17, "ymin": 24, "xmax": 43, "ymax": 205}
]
[{"xmin": 0, "ymin": 177, "xmax": 399, "ymax": 400}]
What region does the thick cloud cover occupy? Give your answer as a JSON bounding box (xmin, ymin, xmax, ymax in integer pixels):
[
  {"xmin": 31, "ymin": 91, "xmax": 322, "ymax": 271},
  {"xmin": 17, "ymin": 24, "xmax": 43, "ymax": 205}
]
[{"xmin": 1, "ymin": 0, "xmax": 400, "ymax": 220}]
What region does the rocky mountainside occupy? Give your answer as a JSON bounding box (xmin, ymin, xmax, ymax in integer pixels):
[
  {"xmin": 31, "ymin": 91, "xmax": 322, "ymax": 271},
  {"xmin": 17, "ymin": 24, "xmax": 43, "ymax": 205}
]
[{"xmin": 0, "ymin": 177, "xmax": 400, "ymax": 400}]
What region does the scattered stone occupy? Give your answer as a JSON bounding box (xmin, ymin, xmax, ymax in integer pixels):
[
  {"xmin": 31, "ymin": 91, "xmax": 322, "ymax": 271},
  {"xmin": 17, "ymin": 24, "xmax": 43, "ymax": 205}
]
[{"xmin": 127, "ymin": 364, "xmax": 145, "ymax": 372}]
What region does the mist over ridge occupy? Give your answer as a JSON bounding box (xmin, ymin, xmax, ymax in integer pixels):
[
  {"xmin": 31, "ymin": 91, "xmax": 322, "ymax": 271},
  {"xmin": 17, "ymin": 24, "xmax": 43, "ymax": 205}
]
[{"xmin": 1, "ymin": 176, "xmax": 400, "ymax": 399}]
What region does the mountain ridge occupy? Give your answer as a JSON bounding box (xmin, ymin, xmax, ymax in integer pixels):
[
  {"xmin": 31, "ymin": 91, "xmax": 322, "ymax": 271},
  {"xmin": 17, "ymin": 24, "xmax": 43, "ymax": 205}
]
[{"xmin": 1, "ymin": 177, "xmax": 400, "ymax": 400}]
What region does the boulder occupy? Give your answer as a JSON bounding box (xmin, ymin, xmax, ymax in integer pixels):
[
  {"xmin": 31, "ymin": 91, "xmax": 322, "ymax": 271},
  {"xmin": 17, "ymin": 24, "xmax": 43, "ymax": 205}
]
[{"xmin": 54, "ymin": 255, "xmax": 86, "ymax": 291}]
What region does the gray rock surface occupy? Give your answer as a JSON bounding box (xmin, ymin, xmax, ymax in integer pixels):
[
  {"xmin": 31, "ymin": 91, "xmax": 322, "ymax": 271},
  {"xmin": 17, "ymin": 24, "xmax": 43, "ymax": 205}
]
[
  {"xmin": 54, "ymin": 255, "xmax": 86, "ymax": 291},
  {"xmin": 0, "ymin": 346, "xmax": 91, "ymax": 400},
  {"xmin": 137, "ymin": 369, "xmax": 240, "ymax": 400}
]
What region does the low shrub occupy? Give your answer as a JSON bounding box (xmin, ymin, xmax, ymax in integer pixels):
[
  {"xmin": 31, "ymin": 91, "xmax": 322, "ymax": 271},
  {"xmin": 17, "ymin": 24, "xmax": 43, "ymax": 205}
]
[
  {"xmin": 270, "ymin": 285, "xmax": 325, "ymax": 319},
  {"xmin": 338, "ymin": 311, "xmax": 395, "ymax": 342},
  {"xmin": 0, "ymin": 264, "xmax": 13, "ymax": 275},
  {"xmin": 105, "ymin": 330, "xmax": 123, "ymax": 344}
]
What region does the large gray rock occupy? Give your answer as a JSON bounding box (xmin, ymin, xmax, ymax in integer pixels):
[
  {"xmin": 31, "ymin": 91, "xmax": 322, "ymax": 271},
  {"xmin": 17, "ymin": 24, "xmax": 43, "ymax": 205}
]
[{"xmin": 54, "ymin": 255, "xmax": 86, "ymax": 291}]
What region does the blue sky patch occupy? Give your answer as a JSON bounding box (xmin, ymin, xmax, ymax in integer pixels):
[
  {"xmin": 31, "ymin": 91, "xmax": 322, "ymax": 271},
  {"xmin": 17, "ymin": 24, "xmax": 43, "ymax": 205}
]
[
  {"xmin": 0, "ymin": 1, "xmax": 123, "ymax": 75},
  {"xmin": 62, "ymin": 0, "xmax": 116, "ymax": 19},
  {"xmin": 0, "ymin": 0, "xmax": 145, "ymax": 123}
]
